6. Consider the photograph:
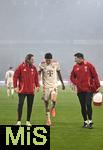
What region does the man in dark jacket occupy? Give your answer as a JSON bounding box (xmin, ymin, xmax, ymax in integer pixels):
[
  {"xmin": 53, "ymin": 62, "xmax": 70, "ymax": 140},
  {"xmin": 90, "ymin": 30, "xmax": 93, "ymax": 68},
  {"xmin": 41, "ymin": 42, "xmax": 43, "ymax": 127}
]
[
  {"xmin": 70, "ymin": 53, "xmax": 100, "ymax": 129},
  {"xmin": 13, "ymin": 54, "xmax": 40, "ymax": 126}
]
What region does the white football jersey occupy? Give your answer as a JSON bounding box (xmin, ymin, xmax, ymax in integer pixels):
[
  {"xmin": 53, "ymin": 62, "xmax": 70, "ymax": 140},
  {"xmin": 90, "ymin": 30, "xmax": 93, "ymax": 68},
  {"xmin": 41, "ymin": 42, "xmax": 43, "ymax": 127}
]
[
  {"xmin": 5, "ymin": 70, "xmax": 14, "ymax": 83},
  {"xmin": 39, "ymin": 60, "xmax": 60, "ymax": 88}
]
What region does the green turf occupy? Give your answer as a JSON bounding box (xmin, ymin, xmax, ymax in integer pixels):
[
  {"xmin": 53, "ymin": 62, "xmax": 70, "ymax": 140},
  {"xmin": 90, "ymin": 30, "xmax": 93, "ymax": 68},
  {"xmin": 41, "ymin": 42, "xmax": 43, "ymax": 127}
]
[{"xmin": 0, "ymin": 86, "xmax": 103, "ymax": 150}]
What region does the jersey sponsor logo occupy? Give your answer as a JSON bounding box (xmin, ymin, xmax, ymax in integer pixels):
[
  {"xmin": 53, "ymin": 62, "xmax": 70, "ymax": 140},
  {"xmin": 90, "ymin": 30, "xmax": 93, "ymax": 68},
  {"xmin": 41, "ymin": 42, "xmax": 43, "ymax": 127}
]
[{"xmin": 47, "ymin": 70, "xmax": 53, "ymax": 77}]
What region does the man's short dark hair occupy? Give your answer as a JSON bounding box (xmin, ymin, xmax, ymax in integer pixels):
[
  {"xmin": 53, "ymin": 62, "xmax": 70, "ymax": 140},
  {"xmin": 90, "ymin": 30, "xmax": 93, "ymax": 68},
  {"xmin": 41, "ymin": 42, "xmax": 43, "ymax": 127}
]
[
  {"xmin": 9, "ymin": 67, "xmax": 13, "ymax": 70},
  {"xmin": 45, "ymin": 53, "xmax": 52, "ymax": 59},
  {"xmin": 25, "ymin": 54, "xmax": 34, "ymax": 62},
  {"xmin": 74, "ymin": 53, "xmax": 84, "ymax": 59}
]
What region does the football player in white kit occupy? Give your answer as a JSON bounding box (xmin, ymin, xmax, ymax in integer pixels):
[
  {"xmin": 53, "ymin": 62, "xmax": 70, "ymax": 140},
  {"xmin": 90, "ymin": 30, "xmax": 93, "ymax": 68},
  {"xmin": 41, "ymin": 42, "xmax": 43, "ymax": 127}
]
[
  {"xmin": 5, "ymin": 67, "xmax": 14, "ymax": 97},
  {"xmin": 38, "ymin": 53, "xmax": 65, "ymax": 126}
]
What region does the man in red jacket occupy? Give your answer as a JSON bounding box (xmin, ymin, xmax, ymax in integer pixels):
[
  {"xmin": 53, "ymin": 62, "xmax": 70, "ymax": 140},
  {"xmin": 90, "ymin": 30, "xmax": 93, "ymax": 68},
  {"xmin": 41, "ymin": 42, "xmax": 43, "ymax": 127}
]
[
  {"xmin": 13, "ymin": 54, "xmax": 40, "ymax": 126},
  {"xmin": 70, "ymin": 53, "xmax": 100, "ymax": 129}
]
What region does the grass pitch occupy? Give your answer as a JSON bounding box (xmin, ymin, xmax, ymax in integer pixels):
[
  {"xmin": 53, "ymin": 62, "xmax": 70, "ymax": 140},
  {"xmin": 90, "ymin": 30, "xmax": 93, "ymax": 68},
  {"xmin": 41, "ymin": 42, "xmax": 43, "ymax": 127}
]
[{"xmin": 0, "ymin": 86, "xmax": 103, "ymax": 150}]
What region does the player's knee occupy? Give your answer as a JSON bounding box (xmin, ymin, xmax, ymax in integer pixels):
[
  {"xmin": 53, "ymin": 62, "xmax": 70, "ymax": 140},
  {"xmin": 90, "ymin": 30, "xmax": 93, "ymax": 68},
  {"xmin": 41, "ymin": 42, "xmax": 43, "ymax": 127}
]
[{"xmin": 51, "ymin": 94, "xmax": 56, "ymax": 101}]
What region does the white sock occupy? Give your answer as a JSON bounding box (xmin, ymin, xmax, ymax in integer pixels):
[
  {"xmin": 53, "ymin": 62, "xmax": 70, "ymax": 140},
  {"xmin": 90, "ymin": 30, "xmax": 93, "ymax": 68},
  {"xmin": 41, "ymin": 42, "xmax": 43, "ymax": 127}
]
[
  {"xmin": 84, "ymin": 120, "xmax": 88, "ymax": 124},
  {"xmin": 11, "ymin": 89, "xmax": 14, "ymax": 95},
  {"xmin": 89, "ymin": 120, "xmax": 93, "ymax": 124},
  {"xmin": 46, "ymin": 112, "xmax": 50, "ymax": 121}
]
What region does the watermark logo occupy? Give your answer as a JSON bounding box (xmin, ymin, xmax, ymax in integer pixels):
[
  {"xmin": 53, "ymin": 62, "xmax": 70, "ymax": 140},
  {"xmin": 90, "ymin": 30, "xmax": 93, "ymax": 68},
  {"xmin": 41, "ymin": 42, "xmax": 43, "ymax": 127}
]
[{"xmin": 0, "ymin": 125, "xmax": 50, "ymax": 150}]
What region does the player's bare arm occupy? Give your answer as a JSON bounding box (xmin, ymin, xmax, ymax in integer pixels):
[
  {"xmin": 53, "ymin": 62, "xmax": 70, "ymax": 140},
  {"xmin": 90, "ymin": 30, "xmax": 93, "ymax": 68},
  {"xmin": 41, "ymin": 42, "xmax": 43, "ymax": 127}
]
[{"xmin": 57, "ymin": 70, "xmax": 65, "ymax": 90}]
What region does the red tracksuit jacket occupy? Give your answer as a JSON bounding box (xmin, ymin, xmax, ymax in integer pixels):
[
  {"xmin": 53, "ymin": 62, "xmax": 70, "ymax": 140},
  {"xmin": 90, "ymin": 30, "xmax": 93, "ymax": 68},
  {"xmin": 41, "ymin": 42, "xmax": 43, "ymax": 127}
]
[
  {"xmin": 13, "ymin": 62, "xmax": 40, "ymax": 94},
  {"xmin": 70, "ymin": 61, "xmax": 100, "ymax": 93}
]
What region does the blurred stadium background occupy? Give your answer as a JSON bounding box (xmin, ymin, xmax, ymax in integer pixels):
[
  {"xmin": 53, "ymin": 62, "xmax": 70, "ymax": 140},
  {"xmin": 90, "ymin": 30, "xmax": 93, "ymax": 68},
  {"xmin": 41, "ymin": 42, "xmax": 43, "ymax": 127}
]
[{"xmin": 0, "ymin": 0, "xmax": 103, "ymax": 80}]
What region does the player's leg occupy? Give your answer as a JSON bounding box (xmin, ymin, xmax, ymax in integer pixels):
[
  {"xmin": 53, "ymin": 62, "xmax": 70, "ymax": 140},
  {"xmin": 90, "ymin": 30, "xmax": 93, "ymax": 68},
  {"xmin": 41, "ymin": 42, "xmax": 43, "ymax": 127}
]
[
  {"xmin": 7, "ymin": 87, "xmax": 10, "ymax": 97},
  {"xmin": 16, "ymin": 94, "xmax": 25, "ymax": 125},
  {"xmin": 43, "ymin": 88, "xmax": 51, "ymax": 126},
  {"xmin": 45, "ymin": 101, "xmax": 51, "ymax": 126},
  {"xmin": 86, "ymin": 92, "xmax": 93, "ymax": 129},
  {"xmin": 77, "ymin": 92, "xmax": 88, "ymax": 128},
  {"xmin": 6, "ymin": 82, "xmax": 10, "ymax": 97},
  {"xmin": 11, "ymin": 87, "xmax": 14, "ymax": 96},
  {"xmin": 26, "ymin": 94, "xmax": 34, "ymax": 126},
  {"xmin": 9, "ymin": 82, "xmax": 14, "ymax": 97},
  {"xmin": 11, "ymin": 82, "xmax": 14, "ymax": 96},
  {"xmin": 50, "ymin": 88, "xmax": 57, "ymax": 117}
]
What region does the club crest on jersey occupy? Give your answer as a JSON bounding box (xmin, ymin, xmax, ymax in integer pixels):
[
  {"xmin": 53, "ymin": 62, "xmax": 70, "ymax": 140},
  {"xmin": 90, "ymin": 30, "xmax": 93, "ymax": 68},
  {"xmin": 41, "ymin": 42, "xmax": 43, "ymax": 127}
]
[
  {"xmin": 23, "ymin": 69, "xmax": 26, "ymax": 72},
  {"xmin": 76, "ymin": 68, "xmax": 79, "ymax": 71},
  {"xmin": 52, "ymin": 65, "xmax": 55, "ymax": 69},
  {"xmin": 31, "ymin": 69, "xmax": 34, "ymax": 74},
  {"xmin": 31, "ymin": 69, "xmax": 34, "ymax": 72}
]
